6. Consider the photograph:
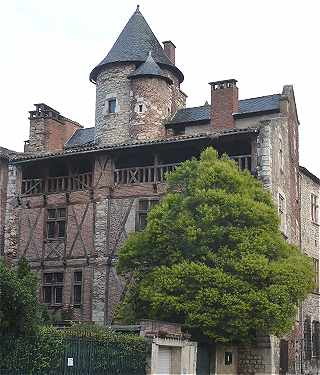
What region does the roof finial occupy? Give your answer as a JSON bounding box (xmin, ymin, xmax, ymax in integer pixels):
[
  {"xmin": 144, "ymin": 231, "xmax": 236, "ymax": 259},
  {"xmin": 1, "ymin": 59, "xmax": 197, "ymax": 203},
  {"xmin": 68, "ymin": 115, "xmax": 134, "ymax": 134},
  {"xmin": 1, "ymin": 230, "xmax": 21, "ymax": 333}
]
[{"xmin": 136, "ymin": 4, "xmax": 140, "ymax": 12}]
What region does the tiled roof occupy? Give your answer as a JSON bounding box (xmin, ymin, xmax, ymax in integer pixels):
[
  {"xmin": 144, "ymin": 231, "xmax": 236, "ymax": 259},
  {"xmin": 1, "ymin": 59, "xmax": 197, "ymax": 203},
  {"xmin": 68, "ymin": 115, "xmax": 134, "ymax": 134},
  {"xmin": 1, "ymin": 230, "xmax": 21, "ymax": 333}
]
[
  {"xmin": 12, "ymin": 128, "xmax": 258, "ymax": 163},
  {"xmin": 0, "ymin": 146, "xmax": 17, "ymax": 159},
  {"xmin": 128, "ymin": 52, "xmax": 172, "ymax": 83},
  {"xmin": 89, "ymin": 7, "xmax": 184, "ymax": 83},
  {"xmin": 168, "ymin": 94, "xmax": 281, "ymax": 125},
  {"xmin": 65, "ymin": 127, "xmax": 95, "ymax": 148}
]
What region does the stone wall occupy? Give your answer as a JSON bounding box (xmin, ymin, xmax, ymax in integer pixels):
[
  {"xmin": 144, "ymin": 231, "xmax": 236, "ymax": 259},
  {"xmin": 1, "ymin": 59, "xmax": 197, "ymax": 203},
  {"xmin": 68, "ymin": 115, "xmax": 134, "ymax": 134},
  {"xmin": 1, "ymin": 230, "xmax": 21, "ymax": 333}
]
[
  {"xmin": 94, "ymin": 63, "xmax": 136, "ymax": 145},
  {"xmin": 129, "ymin": 77, "xmax": 171, "ymax": 141},
  {"xmin": 299, "ymin": 168, "xmax": 320, "ymax": 375},
  {"xmin": 0, "ymin": 157, "xmax": 8, "ymax": 254},
  {"xmin": 94, "ymin": 64, "xmax": 186, "ymax": 146}
]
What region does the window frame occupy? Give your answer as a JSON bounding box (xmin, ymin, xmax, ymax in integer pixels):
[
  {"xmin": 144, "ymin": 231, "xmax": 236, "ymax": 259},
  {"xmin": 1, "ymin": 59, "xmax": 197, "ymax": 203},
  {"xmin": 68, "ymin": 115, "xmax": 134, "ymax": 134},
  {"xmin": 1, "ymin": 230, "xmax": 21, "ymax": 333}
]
[
  {"xmin": 278, "ymin": 193, "xmax": 286, "ymax": 233},
  {"xmin": 107, "ymin": 98, "xmax": 117, "ymax": 114},
  {"xmin": 136, "ymin": 198, "xmax": 159, "ymax": 231},
  {"xmin": 73, "ymin": 270, "xmax": 83, "ymax": 306},
  {"xmin": 311, "ymin": 194, "xmax": 319, "ymax": 224},
  {"xmin": 42, "ymin": 271, "xmax": 64, "ymax": 306},
  {"xmin": 46, "ymin": 207, "xmax": 67, "ymax": 241},
  {"xmin": 279, "ymin": 137, "xmax": 284, "ymax": 173},
  {"xmin": 313, "ymin": 258, "xmax": 319, "ymax": 294}
]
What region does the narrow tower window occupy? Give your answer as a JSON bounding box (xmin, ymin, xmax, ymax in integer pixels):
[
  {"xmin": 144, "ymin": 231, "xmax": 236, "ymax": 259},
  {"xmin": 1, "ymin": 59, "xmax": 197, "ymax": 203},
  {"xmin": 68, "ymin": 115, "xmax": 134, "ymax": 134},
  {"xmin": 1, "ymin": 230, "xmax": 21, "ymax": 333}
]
[
  {"xmin": 139, "ymin": 104, "xmax": 143, "ymax": 113},
  {"xmin": 108, "ymin": 98, "xmax": 117, "ymax": 114}
]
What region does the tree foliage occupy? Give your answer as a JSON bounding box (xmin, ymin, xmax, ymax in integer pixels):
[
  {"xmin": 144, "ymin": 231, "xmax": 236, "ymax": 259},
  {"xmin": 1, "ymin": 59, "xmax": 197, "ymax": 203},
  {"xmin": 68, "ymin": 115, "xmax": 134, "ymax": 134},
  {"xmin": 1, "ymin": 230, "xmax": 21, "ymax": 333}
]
[
  {"xmin": 0, "ymin": 257, "xmax": 43, "ymax": 336},
  {"xmin": 117, "ymin": 148, "xmax": 314, "ymax": 343}
]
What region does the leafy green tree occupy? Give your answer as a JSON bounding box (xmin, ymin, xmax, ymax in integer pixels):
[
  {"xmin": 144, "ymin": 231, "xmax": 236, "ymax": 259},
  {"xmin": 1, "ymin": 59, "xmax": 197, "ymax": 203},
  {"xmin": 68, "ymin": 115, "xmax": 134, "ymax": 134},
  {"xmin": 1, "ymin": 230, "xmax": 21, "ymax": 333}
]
[
  {"xmin": 117, "ymin": 148, "xmax": 314, "ymax": 343},
  {"xmin": 0, "ymin": 257, "xmax": 43, "ymax": 336}
]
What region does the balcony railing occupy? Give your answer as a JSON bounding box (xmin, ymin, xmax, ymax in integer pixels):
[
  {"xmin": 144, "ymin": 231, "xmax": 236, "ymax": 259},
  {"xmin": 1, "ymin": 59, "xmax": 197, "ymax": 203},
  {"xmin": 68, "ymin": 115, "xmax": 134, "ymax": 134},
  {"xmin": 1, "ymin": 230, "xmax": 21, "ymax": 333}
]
[
  {"xmin": 114, "ymin": 163, "xmax": 179, "ymax": 185},
  {"xmin": 21, "ymin": 172, "xmax": 93, "ymax": 196},
  {"xmin": 230, "ymin": 155, "xmax": 252, "ymax": 171},
  {"xmin": 21, "ymin": 155, "xmax": 253, "ymax": 194},
  {"xmin": 114, "ymin": 156, "xmax": 252, "ymax": 185}
]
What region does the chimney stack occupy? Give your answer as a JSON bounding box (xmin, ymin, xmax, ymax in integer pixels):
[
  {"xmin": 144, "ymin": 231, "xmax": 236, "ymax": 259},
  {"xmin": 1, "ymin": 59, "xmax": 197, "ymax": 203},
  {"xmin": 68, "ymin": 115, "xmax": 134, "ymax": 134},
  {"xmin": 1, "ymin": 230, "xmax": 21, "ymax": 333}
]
[
  {"xmin": 209, "ymin": 79, "xmax": 239, "ymax": 130},
  {"xmin": 163, "ymin": 41, "xmax": 176, "ymax": 65}
]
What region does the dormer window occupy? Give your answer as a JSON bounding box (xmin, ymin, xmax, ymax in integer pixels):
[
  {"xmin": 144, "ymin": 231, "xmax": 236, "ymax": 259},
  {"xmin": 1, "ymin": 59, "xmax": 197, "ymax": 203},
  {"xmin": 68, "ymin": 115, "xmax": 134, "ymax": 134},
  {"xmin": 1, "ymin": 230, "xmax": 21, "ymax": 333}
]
[{"xmin": 108, "ymin": 98, "xmax": 116, "ymax": 114}]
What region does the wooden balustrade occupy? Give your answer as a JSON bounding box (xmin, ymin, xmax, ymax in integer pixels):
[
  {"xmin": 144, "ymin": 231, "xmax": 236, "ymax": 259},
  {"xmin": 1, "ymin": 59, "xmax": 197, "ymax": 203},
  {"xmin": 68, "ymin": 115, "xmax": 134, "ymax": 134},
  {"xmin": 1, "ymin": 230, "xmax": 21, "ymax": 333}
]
[
  {"xmin": 114, "ymin": 163, "xmax": 179, "ymax": 185},
  {"xmin": 230, "ymin": 155, "xmax": 252, "ymax": 171},
  {"xmin": 21, "ymin": 172, "xmax": 93, "ymax": 196},
  {"xmin": 21, "ymin": 156, "xmax": 253, "ymax": 194}
]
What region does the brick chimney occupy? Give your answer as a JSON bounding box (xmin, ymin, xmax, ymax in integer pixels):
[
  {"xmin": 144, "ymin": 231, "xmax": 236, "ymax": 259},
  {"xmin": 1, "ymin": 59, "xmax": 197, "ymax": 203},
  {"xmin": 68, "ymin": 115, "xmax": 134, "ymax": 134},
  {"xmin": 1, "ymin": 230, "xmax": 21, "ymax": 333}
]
[
  {"xmin": 27, "ymin": 103, "xmax": 82, "ymax": 153},
  {"xmin": 163, "ymin": 41, "xmax": 176, "ymax": 65},
  {"xmin": 209, "ymin": 79, "xmax": 239, "ymax": 130}
]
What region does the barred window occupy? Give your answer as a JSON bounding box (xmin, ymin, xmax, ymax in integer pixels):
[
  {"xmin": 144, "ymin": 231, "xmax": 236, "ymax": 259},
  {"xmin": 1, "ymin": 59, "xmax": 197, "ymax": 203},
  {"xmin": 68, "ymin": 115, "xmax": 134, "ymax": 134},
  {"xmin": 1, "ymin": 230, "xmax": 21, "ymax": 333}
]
[
  {"xmin": 47, "ymin": 208, "xmax": 66, "ymax": 240},
  {"xmin": 136, "ymin": 199, "xmax": 159, "ymax": 231},
  {"xmin": 311, "ymin": 194, "xmax": 319, "ymax": 223},
  {"xmin": 43, "ymin": 272, "xmax": 64, "ymax": 305},
  {"xmin": 73, "ymin": 271, "xmax": 82, "ymax": 306}
]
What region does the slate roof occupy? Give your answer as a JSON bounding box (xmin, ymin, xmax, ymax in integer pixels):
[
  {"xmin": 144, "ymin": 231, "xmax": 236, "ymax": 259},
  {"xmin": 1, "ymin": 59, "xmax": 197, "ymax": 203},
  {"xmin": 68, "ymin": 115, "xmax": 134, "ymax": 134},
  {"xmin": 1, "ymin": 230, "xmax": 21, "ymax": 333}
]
[
  {"xmin": 0, "ymin": 146, "xmax": 17, "ymax": 159},
  {"xmin": 168, "ymin": 94, "xmax": 281, "ymax": 125},
  {"xmin": 128, "ymin": 52, "xmax": 172, "ymax": 83},
  {"xmin": 299, "ymin": 166, "xmax": 320, "ymax": 184},
  {"xmin": 65, "ymin": 127, "xmax": 95, "ymax": 148},
  {"xmin": 89, "ymin": 6, "xmax": 184, "ymax": 83}
]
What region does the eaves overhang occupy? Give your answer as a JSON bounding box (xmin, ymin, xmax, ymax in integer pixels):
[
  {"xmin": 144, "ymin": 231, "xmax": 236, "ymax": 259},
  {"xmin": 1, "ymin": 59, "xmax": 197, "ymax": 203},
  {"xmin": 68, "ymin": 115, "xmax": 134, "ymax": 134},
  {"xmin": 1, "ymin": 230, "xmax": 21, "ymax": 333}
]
[{"xmin": 11, "ymin": 128, "xmax": 259, "ymax": 165}]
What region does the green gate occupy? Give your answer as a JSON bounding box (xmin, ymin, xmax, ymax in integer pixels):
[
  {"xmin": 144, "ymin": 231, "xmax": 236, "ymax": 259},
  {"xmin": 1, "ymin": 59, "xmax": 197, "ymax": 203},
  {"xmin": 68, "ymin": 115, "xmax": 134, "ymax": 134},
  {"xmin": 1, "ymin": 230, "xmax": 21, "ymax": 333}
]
[{"xmin": 0, "ymin": 337, "xmax": 146, "ymax": 375}]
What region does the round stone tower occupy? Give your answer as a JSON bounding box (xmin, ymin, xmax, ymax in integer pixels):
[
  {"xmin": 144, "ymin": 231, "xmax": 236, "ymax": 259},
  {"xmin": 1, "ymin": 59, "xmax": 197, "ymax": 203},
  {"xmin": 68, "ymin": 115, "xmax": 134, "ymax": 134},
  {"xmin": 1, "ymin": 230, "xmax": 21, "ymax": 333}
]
[
  {"xmin": 89, "ymin": 6, "xmax": 185, "ymax": 146},
  {"xmin": 128, "ymin": 52, "xmax": 173, "ymax": 140}
]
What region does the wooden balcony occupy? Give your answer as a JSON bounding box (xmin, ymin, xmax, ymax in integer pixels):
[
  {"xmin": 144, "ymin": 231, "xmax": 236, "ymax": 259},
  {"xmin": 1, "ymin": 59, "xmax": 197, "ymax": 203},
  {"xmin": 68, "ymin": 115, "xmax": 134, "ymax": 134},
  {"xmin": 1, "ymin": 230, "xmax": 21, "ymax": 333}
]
[
  {"xmin": 230, "ymin": 155, "xmax": 252, "ymax": 171},
  {"xmin": 114, "ymin": 163, "xmax": 179, "ymax": 185},
  {"xmin": 114, "ymin": 155, "xmax": 252, "ymax": 185},
  {"xmin": 21, "ymin": 172, "xmax": 93, "ymax": 196}
]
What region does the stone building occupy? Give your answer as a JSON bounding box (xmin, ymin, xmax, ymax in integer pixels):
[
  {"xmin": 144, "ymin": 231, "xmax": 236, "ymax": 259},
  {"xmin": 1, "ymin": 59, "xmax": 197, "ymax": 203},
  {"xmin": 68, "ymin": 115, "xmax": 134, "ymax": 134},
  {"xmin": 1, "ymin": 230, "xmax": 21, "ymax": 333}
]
[{"xmin": 1, "ymin": 6, "xmax": 319, "ymax": 374}]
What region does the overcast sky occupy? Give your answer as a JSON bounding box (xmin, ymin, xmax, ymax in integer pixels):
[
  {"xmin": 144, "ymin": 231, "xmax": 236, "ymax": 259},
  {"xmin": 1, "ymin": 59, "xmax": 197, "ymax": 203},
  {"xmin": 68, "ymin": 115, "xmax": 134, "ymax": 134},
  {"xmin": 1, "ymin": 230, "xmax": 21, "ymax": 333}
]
[{"xmin": 1, "ymin": 0, "xmax": 319, "ymax": 176}]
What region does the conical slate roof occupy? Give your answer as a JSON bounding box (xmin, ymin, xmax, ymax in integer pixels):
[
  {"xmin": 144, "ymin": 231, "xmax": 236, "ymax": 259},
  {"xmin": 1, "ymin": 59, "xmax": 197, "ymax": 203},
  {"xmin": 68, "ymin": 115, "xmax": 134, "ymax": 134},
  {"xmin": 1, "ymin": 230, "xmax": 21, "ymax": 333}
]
[
  {"xmin": 128, "ymin": 52, "xmax": 173, "ymax": 83},
  {"xmin": 89, "ymin": 6, "xmax": 184, "ymax": 83}
]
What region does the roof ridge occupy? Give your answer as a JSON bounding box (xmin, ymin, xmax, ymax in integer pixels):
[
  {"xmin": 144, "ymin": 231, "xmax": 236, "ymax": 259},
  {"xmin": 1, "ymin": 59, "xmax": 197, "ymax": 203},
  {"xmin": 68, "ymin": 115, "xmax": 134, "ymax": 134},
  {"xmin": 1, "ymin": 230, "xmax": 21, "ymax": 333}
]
[{"xmin": 239, "ymin": 93, "xmax": 281, "ymax": 102}]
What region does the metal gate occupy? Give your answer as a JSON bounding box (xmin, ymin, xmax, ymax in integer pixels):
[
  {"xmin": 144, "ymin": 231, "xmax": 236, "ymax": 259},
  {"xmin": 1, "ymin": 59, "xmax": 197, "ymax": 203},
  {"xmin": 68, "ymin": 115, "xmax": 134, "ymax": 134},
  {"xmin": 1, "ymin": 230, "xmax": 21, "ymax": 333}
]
[{"xmin": 0, "ymin": 337, "xmax": 146, "ymax": 375}]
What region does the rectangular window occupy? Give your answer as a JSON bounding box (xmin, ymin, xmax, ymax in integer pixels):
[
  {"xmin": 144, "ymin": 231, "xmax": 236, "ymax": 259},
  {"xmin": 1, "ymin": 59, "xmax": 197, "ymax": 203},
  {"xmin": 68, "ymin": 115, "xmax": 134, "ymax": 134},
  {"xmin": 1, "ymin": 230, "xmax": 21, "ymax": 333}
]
[
  {"xmin": 279, "ymin": 138, "xmax": 284, "ymax": 172},
  {"xmin": 313, "ymin": 258, "xmax": 319, "ymax": 293},
  {"xmin": 73, "ymin": 271, "xmax": 82, "ymax": 305},
  {"xmin": 47, "ymin": 208, "xmax": 67, "ymax": 240},
  {"xmin": 311, "ymin": 194, "xmax": 319, "ymax": 223},
  {"xmin": 136, "ymin": 199, "xmax": 159, "ymax": 231},
  {"xmin": 278, "ymin": 194, "xmax": 285, "ymax": 233},
  {"xmin": 42, "ymin": 272, "xmax": 64, "ymax": 306},
  {"xmin": 108, "ymin": 98, "xmax": 116, "ymax": 113},
  {"xmin": 312, "ymin": 321, "xmax": 320, "ymax": 357}
]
